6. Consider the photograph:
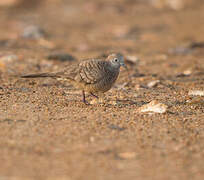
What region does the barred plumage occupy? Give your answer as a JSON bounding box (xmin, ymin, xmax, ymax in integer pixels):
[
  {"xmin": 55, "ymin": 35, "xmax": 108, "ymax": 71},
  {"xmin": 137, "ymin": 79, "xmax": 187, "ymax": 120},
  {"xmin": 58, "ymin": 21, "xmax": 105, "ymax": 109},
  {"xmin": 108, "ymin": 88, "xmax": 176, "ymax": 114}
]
[{"xmin": 21, "ymin": 53, "xmax": 126, "ymax": 104}]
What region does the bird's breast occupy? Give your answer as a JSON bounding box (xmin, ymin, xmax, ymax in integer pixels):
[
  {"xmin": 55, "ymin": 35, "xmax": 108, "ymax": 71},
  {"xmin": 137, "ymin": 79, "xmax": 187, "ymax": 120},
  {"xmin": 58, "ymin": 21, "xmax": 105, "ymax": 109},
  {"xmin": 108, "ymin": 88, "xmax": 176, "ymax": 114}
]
[{"xmin": 86, "ymin": 70, "xmax": 119, "ymax": 93}]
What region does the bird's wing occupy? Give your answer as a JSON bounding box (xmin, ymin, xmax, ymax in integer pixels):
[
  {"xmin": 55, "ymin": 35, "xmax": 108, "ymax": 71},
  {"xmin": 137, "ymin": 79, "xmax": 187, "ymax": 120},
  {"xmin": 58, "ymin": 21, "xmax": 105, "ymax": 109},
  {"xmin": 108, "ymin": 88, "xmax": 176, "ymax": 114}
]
[{"xmin": 76, "ymin": 59, "xmax": 109, "ymax": 84}]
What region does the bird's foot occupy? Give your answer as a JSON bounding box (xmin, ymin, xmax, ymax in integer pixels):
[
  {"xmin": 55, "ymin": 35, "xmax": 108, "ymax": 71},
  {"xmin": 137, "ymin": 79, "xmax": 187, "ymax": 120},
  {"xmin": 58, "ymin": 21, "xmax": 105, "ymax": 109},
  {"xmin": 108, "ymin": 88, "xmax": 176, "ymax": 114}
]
[
  {"xmin": 90, "ymin": 93, "xmax": 99, "ymax": 99},
  {"xmin": 83, "ymin": 99, "xmax": 90, "ymax": 105}
]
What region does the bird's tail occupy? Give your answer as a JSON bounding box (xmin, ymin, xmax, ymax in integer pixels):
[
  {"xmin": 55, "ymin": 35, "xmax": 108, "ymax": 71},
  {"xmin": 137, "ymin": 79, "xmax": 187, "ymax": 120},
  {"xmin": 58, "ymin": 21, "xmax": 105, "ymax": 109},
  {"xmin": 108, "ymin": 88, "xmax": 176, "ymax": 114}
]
[{"xmin": 21, "ymin": 72, "xmax": 58, "ymax": 78}]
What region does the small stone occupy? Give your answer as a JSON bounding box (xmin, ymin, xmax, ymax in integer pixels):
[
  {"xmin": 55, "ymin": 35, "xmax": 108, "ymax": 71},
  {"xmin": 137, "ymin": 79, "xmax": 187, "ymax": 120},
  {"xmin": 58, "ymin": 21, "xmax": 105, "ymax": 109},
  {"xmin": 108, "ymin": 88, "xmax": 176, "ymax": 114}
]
[
  {"xmin": 168, "ymin": 46, "xmax": 192, "ymax": 55},
  {"xmin": 167, "ymin": 0, "xmax": 184, "ymax": 10},
  {"xmin": 90, "ymin": 98, "xmax": 104, "ymax": 105},
  {"xmin": 108, "ymin": 124, "xmax": 126, "ymax": 131},
  {"xmin": 147, "ymin": 80, "xmax": 160, "ymax": 88},
  {"xmin": 138, "ymin": 100, "xmax": 168, "ymax": 114},
  {"xmin": 47, "ymin": 53, "xmax": 76, "ymax": 62},
  {"xmin": 183, "ymin": 69, "xmax": 192, "ymax": 76},
  {"xmin": 0, "ymin": 54, "xmax": 18, "ymax": 62},
  {"xmin": 190, "ymin": 42, "xmax": 204, "ymax": 49},
  {"xmin": 176, "ymin": 69, "xmax": 192, "ymax": 77},
  {"xmin": 188, "ymin": 90, "xmax": 204, "ymax": 96},
  {"xmin": 0, "ymin": 54, "xmax": 18, "ymax": 69},
  {"xmin": 150, "ymin": 0, "xmax": 184, "ymax": 10},
  {"xmin": 126, "ymin": 55, "xmax": 139, "ymax": 65},
  {"xmin": 117, "ymin": 152, "xmax": 136, "ymax": 159},
  {"xmin": 186, "ymin": 97, "xmax": 204, "ymax": 105},
  {"xmin": 89, "ymin": 136, "xmax": 95, "ymax": 142},
  {"xmin": 22, "ymin": 25, "xmax": 46, "ymax": 39}
]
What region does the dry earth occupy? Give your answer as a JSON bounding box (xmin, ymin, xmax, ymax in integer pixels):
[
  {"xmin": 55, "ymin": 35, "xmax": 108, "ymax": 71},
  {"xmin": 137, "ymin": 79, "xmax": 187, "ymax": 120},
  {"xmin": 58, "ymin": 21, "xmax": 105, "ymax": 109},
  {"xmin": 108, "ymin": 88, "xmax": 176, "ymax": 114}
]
[{"xmin": 0, "ymin": 0, "xmax": 204, "ymax": 180}]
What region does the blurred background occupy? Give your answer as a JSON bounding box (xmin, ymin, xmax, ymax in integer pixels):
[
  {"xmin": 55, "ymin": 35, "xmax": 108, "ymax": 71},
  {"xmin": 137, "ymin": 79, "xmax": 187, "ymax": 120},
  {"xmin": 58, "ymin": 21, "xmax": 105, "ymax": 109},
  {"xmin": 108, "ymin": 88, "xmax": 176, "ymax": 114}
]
[
  {"xmin": 0, "ymin": 0, "xmax": 203, "ymax": 77},
  {"xmin": 0, "ymin": 0, "xmax": 203, "ymax": 58}
]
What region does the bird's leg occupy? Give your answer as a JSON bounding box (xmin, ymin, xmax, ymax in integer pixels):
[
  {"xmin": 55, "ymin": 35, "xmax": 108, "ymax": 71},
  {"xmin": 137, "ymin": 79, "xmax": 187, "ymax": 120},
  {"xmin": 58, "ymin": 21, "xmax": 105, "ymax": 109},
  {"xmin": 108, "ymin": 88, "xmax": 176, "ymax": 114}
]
[
  {"xmin": 82, "ymin": 90, "xmax": 88, "ymax": 104},
  {"xmin": 90, "ymin": 92, "xmax": 99, "ymax": 99},
  {"xmin": 91, "ymin": 92, "xmax": 104, "ymax": 104}
]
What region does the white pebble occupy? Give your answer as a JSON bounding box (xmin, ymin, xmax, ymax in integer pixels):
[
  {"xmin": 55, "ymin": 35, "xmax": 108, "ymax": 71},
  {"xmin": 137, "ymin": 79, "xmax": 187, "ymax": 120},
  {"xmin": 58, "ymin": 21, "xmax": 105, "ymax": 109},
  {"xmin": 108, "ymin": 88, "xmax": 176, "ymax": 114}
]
[
  {"xmin": 183, "ymin": 69, "xmax": 192, "ymax": 76},
  {"xmin": 138, "ymin": 100, "xmax": 168, "ymax": 114},
  {"xmin": 0, "ymin": 54, "xmax": 18, "ymax": 62},
  {"xmin": 126, "ymin": 55, "xmax": 139, "ymax": 64},
  {"xmin": 147, "ymin": 80, "xmax": 160, "ymax": 88},
  {"xmin": 188, "ymin": 90, "xmax": 204, "ymax": 96}
]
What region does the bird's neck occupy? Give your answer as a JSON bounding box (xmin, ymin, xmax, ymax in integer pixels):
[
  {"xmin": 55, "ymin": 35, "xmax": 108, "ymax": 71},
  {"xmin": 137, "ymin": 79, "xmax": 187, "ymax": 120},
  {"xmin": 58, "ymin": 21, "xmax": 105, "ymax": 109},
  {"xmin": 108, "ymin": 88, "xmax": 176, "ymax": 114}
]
[{"xmin": 107, "ymin": 62, "xmax": 120, "ymax": 72}]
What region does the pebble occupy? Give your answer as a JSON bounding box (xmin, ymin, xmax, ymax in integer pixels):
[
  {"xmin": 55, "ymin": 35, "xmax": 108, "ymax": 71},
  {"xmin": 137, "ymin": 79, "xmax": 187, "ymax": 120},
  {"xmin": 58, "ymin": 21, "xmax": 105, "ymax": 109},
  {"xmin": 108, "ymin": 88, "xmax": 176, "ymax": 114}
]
[
  {"xmin": 0, "ymin": 54, "xmax": 18, "ymax": 69},
  {"xmin": 90, "ymin": 98, "xmax": 104, "ymax": 105},
  {"xmin": 147, "ymin": 80, "xmax": 160, "ymax": 88},
  {"xmin": 176, "ymin": 69, "xmax": 192, "ymax": 77},
  {"xmin": 126, "ymin": 55, "xmax": 139, "ymax": 65},
  {"xmin": 117, "ymin": 152, "xmax": 136, "ymax": 159},
  {"xmin": 22, "ymin": 25, "xmax": 46, "ymax": 39},
  {"xmin": 89, "ymin": 136, "xmax": 95, "ymax": 142},
  {"xmin": 108, "ymin": 124, "xmax": 126, "ymax": 131},
  {"xmin": 166, "ymin": 0, "xmax": 184, "ymax": 10},
  {"xmin": 138, "ymin": 100, "xmax": 168, "ymax": 114},
  {"xmin": 150, "ymin": 0, "xmax": 184, "ymax": 10},
  {"xmin": 0, "ymin": 54, "xmax": 18, "ymax": 62},
  {"xmin": 47, "ymin": 52, "xmax": 76, "ymax": 62},
  {"xmin": 186, "ymin": 97, "xmax": 204, "ymax": 105},
  {"xmin": 190, "ymin": 42, "xmax": 204, "ymax": 49},
  {"xmin": 188, "ymin": 90, "xmax": 204, "ymax": 97},
  {"xmin": 168, "ymin": 46, "xmax": 192, "ymax": 55},
  {"xmin": 169, "ymin": 42, "xmax": 204, "ymax": 55},
  {"xmin": 183, "ymin": 69, "xmax": 192, "ymax": 76}
]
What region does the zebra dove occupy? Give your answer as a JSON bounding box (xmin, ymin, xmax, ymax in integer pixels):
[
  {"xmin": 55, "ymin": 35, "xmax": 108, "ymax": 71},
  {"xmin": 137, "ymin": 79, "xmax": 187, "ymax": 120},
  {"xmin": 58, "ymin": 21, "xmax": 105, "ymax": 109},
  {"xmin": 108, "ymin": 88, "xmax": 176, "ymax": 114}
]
[{"xmin": 21, "ymin": 53, "xmax": 126, "ymax": 104}]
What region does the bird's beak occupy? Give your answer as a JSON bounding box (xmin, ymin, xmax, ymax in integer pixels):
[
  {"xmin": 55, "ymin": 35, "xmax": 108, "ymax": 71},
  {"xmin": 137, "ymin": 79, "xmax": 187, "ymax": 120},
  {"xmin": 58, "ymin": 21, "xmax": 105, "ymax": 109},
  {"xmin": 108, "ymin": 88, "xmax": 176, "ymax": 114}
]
[{"xmin": 121, "ymin": 63, "xmax": 127, "ymax": 69}]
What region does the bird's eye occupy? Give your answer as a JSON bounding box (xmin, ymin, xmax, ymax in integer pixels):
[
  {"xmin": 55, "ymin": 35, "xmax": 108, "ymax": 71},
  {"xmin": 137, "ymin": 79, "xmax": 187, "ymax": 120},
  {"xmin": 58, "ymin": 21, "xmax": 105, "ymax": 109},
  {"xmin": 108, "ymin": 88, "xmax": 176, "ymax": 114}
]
[{"xmin": 114, "ymin": 58, "xmax": 118, "ymax": 62}]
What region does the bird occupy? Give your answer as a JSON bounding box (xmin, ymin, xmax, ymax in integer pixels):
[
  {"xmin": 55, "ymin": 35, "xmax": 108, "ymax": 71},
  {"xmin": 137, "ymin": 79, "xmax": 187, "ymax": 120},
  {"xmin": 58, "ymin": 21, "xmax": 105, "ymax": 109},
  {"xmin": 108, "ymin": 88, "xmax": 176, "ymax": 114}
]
[{"xmin": 21, "ymin": 53, "xmax": 127, "ymax": 104}]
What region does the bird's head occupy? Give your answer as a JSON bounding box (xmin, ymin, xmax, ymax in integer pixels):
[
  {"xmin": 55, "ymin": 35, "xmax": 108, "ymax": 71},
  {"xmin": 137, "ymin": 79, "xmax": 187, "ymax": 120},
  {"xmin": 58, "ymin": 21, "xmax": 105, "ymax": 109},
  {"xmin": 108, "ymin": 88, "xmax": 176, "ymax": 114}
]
[{"xmin": 107, "ymin": 53, "xmax": 127, "ymax": 69}]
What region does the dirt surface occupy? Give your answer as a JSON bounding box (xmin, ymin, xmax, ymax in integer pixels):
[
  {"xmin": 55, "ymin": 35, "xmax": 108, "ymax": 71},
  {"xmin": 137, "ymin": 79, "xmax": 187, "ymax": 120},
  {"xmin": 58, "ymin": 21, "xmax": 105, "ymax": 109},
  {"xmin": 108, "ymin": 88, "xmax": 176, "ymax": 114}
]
[{"xmin": 0, "ymin": 0, "xmax": 204, "ymax": 180}]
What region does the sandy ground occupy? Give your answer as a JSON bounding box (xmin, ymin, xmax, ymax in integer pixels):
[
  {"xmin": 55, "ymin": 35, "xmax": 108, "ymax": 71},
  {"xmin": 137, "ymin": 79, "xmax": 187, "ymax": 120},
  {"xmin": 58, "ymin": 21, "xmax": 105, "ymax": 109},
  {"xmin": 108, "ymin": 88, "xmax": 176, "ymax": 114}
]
[{"xmin": 0, "ymin": 0, "xmax": 204, "ymax": 179}]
